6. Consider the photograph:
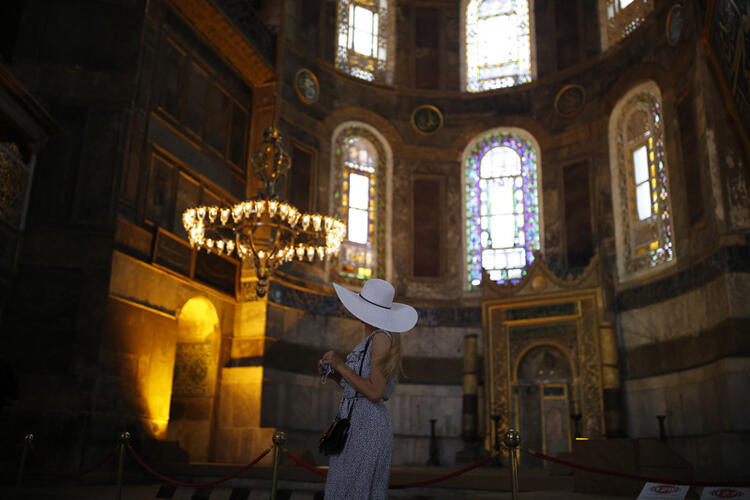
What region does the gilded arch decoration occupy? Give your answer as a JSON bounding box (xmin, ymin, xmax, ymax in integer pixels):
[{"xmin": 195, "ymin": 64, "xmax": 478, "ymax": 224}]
[{"xmin": 481, "ymin": 254, "xmax": 616, "ymax": 452}]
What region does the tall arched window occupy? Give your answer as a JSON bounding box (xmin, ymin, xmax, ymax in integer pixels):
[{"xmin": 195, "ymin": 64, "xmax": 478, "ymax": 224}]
[
  {"xmin": 609, "ymin": 81, "xmax": 674, "ymax": 280},
  {"xmin": 464, "ymin": 0, "xmax": 533, "ymax": 92},
  {"xmin": 330, "ymin": 123, "xmax": 389, "ymax": 285},
  {"xmin": 599, "ymin": 0, "xmax": 653, "ymax": 50},
  {"xmin": 463, "ymin": 129, "xmax": 541, "ymax": 289},
  {"xmin": 336, "ymin": 0, "xmax": 394, "ymax": 83}
]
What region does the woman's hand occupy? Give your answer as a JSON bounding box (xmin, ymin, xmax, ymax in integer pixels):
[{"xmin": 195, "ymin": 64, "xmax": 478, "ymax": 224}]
[{"xmin": 321, "ymin": 350, "xmax": 345, "ymax": 371}]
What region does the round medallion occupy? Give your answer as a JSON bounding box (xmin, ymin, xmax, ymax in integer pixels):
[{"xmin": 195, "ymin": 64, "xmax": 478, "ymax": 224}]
[
  {"xmin": 294, "ymin": 68, "xmax": 320, "ymax": 105},
  {"xmin": 554, "ymin": 84, "xmax": 586, "ymax": 118},
  {"xmin": 666, "ymin": 4, "xmax": 684, "ymax": 46},
  {"xmin": 411, "ymin": 105, "xmax": 444, "ymax": 136}
]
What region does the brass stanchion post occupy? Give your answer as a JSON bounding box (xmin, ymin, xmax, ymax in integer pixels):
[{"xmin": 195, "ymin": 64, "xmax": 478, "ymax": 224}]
[
  {"xmin": 270, "ymin": 430, "xmax": 287, "ymax": 500},
  {"xmin": 15, "ymin": 433, "xmax": 33, "ymax": 499},
  {"xmin": 503, "ymin": 429, "xmax": 520, "ymax": 500},
  {"xmin": 116, "ymin": 431, "xmax": 130, "ymax": 500}
]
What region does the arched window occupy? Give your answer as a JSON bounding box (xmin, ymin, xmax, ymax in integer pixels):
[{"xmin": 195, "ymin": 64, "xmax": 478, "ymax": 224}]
[
  {"xmin": 463, "ymin": 129, "xmax": 541, "ymax": 289},
  {"xmin": 464, "ymin": 0, "xmax": 533, "ymax": 92},
  {"xmin": 336, "ymin": 0, "xmax": 394, "ymax": 83},
  {"xmin": 600, "ymin": 0, "xmax": 654, "ymax": 50},
  {"xmin": 609, "ymin": 81, "xmax": 674, "ymax": 280},
  {"xmin": 330, "ymin": 123, "xmax": 389, "ymax": 285}
]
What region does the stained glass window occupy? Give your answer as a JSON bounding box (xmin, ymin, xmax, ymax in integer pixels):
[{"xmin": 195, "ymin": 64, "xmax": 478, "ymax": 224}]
[
  {"xmin": 600, "ymin": 0, "xmax": 653, "ymax": 49},
  {"xmin": 331, "ymin": 126, "xmax": 387, "ymax": 285},
  {"xmin": 610, "ymin": 82, "xmax": 674, "ymax": 278},
  {"xmin": 464, "ymin": 130, "xmax": 540, "ymax": 289},
  {"xmin": 465, "ymin": 0, "xmax": 532, "ymax": 92},
  {"xmin": 337, "ymin": 0, "xmax": 393, "ymax": 82}
]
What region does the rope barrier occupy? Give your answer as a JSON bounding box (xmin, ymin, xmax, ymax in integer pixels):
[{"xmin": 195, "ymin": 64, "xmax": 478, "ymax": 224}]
[
  {"xmin": 389, "ymin": 455, "xmax": 495, "ymax": 490},
  {"xmin": 282, "ymin": 450, "xmax": 495, "ymax": 489},
  {"xmin": 283, "ymin": 450, "xmax": 327, "ymax": 478},
  {"xmin": 29, "ymin": 445, "xmax": 117, "ymax": 479},
  {"xmin": 528, "ymin": 449, "xmax": 750, "ymax": 487},
  {"xmin": 127, "ymin": 446, "xmax": 271, "ymax": 488}
]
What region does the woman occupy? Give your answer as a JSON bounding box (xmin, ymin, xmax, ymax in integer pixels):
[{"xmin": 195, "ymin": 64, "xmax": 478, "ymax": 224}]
[{"xmin": 318, "ymin": 278, "xmax": 418, "ymax": 500}]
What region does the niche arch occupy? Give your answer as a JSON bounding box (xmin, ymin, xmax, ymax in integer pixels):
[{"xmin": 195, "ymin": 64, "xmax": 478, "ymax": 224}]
[
  {"xmin": 513, "ymin": 343, "xmax": 575, "ymax": 467},
  {"xmin": 167, "ymin": 296, "xmax": 221, "ymax": 460}
]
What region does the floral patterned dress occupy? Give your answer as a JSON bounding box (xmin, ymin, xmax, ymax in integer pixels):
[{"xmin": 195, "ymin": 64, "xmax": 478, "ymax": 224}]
[{"xmin": 325, "ymin": 330, "xmax": 396, "ymax": 500}]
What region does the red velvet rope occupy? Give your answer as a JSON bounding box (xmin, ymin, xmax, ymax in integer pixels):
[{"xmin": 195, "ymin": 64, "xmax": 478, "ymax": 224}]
[
  {"xmin": 127, "ymin": 446, "xmax": 271, "ymax": 488},
  {"xmin": 389, "ymin": 455, "xmax": 495, "ymax": 489},
  {"xmin": 283, "ymin": 450, "xmax": 495, "ymax": 489},
  {"xmin": 530, "ymin": 450, "xmax": 750, "ymax": 487},
  {"xmin": 30, "ymin": 445, "xmax": 117, "ymax": 479},
  {"xmin": 283, "ymin": 450, "xmax": 328, "ymax": 478}
]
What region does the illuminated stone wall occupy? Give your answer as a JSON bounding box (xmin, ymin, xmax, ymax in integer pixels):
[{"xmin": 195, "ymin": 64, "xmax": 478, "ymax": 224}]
[{"xmin": 0, "ymin": 0, "xmax": 748, "ymax": 480}]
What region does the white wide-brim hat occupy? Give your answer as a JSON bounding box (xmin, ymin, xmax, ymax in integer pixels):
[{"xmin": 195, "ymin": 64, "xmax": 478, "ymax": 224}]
[{"xmin": 333, "ymin": 279, "xmax": 418, "ymax": 333}]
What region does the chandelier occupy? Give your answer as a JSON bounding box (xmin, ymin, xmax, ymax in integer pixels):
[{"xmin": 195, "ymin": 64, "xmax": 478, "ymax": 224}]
[{"xmin": 182, "ymin": 127, "xmax": 346, "ymax": 297}]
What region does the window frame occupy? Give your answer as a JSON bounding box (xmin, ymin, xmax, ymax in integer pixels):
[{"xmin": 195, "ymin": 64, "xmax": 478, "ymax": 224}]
[
  {"xmin": 599, "ymin": 0, "xmax": 654, "ymax": 50},
  {"xmin": 461, "ymin": 0, "xmax": 537, "ymax": 93},
  {"xmin": 329, "ymin": 122, "xmax": 392, "ymax": 287},
  {"xmin": 335, "ymin": 0, "xmax": 395, "ymax": 83},
  {"xmin": 608, "ymin": 81, "xmax": 676, "ymax": 282},
  {"xmin": 462, "ymin": 127, "xmax": 543, "ymax": 291}
]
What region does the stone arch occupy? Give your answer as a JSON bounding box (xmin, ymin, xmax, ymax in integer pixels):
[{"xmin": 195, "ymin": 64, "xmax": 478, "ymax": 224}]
[{"xmin": 515, "ymin": 343, "xmax": 574, "ymax": 384}]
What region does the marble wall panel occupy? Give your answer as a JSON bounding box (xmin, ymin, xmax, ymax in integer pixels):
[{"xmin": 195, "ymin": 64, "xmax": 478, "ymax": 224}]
[
  {"xmin": 667, "ymin": 432, "xmax": 750, "ymax": 481},
  {"xmin": 385, "ymin": 383, "xmax": 463, "ymax": 437},
  {"xmin": 619, "ymin": 275, "xmax": 731, "ymax": 350},
  {"xmin": 623, "ymin": 357, "xmax": 750, "ymax": 439},
  {"xmin": 265, "ymin": 303, "xmax": 362, "ymax": 353},
  {"xmin": 401, "ymin": 325, "xmax": 482, "ymax": 358},
  {"xmin": 260, "ymin": 368, "xmax": 468, "ymax": 465},
  {"xmin": 266, "ymin": 302, "xmax": 481, "ymax": 359},
  {"xmin": 726, "ymin": 272, "xmax": 750, "ymax": 318}
]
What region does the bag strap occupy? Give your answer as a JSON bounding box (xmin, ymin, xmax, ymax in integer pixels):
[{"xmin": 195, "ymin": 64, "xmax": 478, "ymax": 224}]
[{"xmin": 344, "ymin": 329, "xmax": 383, "ymax": 419}]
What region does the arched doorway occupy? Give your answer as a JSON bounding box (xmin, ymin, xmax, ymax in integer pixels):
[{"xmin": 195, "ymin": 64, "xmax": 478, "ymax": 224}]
[
  {"xmin": 167, "ymin": 296, "xmax": 220, "ymax": 461},
  {"xmin": 515, "ymin": 344, "xmax": 573, "ymax": 467}
]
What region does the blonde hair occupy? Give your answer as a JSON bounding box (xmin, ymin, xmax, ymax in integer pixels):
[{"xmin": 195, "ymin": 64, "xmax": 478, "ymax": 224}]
[{"xmin": 376, "ymin": 332, "xmax": 403, "ymax": 382}]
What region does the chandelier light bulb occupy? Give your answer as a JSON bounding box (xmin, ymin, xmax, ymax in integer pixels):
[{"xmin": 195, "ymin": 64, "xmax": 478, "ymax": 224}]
[{"xmin": 183, "ymin": 128, "xmax": 346, "ymax": 297}]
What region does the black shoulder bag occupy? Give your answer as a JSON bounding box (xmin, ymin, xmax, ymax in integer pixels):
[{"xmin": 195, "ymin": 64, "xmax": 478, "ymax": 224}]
[{"xmin": 318, "ymin": 335, "xmax": 373, "ymax": 456}]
